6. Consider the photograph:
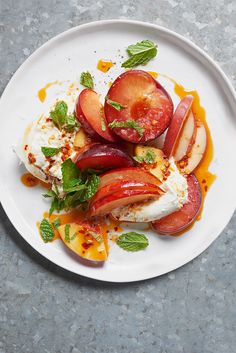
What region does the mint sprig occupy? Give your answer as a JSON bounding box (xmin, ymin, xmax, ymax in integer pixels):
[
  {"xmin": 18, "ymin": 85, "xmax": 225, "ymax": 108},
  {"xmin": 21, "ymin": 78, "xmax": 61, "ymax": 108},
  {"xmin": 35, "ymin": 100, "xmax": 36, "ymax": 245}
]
[
  {"xmin": 122, "ymin": 40, "xmax": 158, "ymax": 68},
  {"xmin": 44, "ymin": 159, "xmax": 100, "ymax": 214}
]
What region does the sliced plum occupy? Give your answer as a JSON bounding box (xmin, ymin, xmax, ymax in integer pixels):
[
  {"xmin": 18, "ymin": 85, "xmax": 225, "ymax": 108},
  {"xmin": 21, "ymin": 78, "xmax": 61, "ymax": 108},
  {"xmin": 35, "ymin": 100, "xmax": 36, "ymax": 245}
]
[{"xmin": 104, "ymin": 70, "xmax": 173, "ymax": 143}]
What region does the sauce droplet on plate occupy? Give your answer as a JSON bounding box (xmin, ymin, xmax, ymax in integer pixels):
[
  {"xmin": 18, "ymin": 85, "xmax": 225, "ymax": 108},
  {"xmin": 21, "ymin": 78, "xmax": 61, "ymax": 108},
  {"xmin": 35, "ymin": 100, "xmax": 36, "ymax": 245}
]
[
  {"xmin": 38, "ymin": 81, "xmax": 59, "ymax": 102},
  {"xmin": 97, "ymin": 60, "xmax": 113, "ymax": 73}
]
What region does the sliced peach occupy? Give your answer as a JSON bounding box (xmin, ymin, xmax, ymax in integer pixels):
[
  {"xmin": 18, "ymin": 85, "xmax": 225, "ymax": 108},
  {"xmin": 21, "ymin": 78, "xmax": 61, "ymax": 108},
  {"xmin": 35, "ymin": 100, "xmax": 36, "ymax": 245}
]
[
  {"xmin": 163, "ymin": 95, "xmax": 194, "ymax": 157},
  {"xmin": 90, "ymin": 189, "xmax": 160, "ymax": 217},
  {"xmin": 58, "ymin": 223, "xmax": 108, "ymax": 261},
  {"xmin": 180, "ymin": 122, "xmax": 207, "ymax": 174},
  {"xmin": 134, "ymin": 145, "xmax": 169, "ymax": 181},
  {"xmin": 173, "ymin": 110, "xmax": 196, "ymax": 161},
  {"xmin": 75, "ymin": 89, "xmax": 117, "ymax": 142},
  {"xmin": 74, "ymin": 129, "xmax": 91, "ymax": 149}
]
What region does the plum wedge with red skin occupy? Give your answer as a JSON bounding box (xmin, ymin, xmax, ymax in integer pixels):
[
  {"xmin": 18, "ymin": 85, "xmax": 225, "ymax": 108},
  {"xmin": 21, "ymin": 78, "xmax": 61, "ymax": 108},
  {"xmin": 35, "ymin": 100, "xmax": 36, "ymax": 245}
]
[
  {"xmin": 99, "ymin": 167, "xmax": 162, "ymax": 188},
  {"xmin": 152, "ymin": 174, "xmax": 202, "ymax": 235},
  {"xmin": 91, "ymin": 180, "xmax": 163, "ymax": 205},
  {"xmin": 75, "ymin": 89, "xmax": 117, "ymax": 142},
  {"xmin": 75, "ymin": 143, "xmax": 134, "ymax": 171},
  {"xmin": 163, "ymin": 95, "xmax": 194, "ymax": 157},
  {"xmin": 90, "ymin": 189, "xmax": 161, "ymax": 217},
  {"xmin": 104, "ymin": 70, "xmax": 173, "ymax": 143}
]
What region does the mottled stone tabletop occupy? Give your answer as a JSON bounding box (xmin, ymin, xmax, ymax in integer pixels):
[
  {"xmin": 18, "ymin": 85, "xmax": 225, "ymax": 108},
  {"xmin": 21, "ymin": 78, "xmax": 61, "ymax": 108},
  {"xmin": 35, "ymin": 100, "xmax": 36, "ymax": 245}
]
[{"xmin": 0, "ymin": 1, "xmax": 235, "ymax": 352}]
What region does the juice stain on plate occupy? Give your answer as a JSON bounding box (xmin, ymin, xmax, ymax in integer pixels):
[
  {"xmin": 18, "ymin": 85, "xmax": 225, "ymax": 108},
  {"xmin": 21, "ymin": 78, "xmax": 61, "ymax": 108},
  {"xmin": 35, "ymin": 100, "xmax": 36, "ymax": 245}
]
[
  {"xmin": 97, "ymin": 60, "xmax": 113, "ymax": 73},
  {"xmin": 21, "ymin": 172, "xmax": 50, "ymax": 189},
  {"xmin": 38, "ymin": 81, "xmax": 59, "ymax": 102}
]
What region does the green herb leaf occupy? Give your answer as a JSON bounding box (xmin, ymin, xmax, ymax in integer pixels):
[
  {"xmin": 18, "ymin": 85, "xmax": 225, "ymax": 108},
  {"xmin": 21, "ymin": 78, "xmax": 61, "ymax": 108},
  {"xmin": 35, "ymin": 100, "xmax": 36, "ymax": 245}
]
[
  {"xmin": 41, "ymin": 146, "xmax": 61, "ymax": 157},
  {"xmin": 64, "ymin": 114, "xmax": 80, "ymax": 132},
  {"xmin": 43, "ymin": 189, "xmax": 56, "ymax": 198},
  {"xmin": 80, "ymin": 71, "xmax": 94, "ymax": 89},
  {"xmin": 50, "ymin": 101, "xmax": 68, "ymax": 129},
  {"xmin": 108, "ymin": 119, "xmax": 144, "ymax": 137},
  {"xmin": 65, "ymin": 224, "xmax": 71, "ymax": 242},
  {"xmin": 105, "ymin": 97, "xmax": 125, "ymax": 111},
  {"xmin": 70, "ymin": 233, "xmax": 77, "ymax": 241},
  {"xmin": 61, "ymin": 159, "xmax": 82, "ymax": 192},
  {"xmin": 101, "ymin": 117, "xmax": 106, "ymax": 131},
  {"xmin": 40, "ymin": 219, "xmax": 54, "ymax": 243},
  {"xmin": 116, "ymin": 232, "xmax": 149, "ymax": 252},
  {"xmin": 133, "ymin": 150, "xmax": 155, "ymax": 164},
  {"xmin": 53, "ymin": 218, "xmax": 61, "ymax": 229},
  {"xmin": 122, "ymin": 40, "xmax": 158, "ymax": 68},
  {"xmin": 79, "ymin": 174, "xmax": 100, "ymax": 202}
]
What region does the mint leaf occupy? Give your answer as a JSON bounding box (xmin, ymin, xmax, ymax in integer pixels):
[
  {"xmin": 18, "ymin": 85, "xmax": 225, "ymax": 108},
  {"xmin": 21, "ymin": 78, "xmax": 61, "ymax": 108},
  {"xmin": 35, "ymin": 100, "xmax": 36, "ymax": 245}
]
[
  {"xmin": 122, "ymin": 40, "xmax": 158, "ymax": 68},
  {"xmin": 40, "ymin": 219, "xmax": 54, "ymax": 243},
  {"xmin": 108, "ymin": 119, "xmax": 144, "ymax": 137},
  {"xmin": 65, "ymin": 224, "xmax": 71, "ymax": 242},
  {"xmin": 41, "ymin": 146, "xmax": 61, "ymax": 157},
  {"xmin": 80, "ymin": 71, "xmax": 94, "ymax": 89},
  {"xmin": 53, "ymin": 218, "xmax": 61, "ymax": 229},
  {"xmin": 43, "ymin": 189, "xmax": 56, "ymax": 198},
  {"xmin": 64, "ymin": 114, "xmax": 80, "ymax": 132},
  {"xmin": 101, "ymin": 117, "xmax": 106, "ymax": 132},
  {"xmin": 133, "ymin": 150, "xmax": 155, "ymax": 164},
  {"xmin": 61, "ymin": 159, "xmax": 82, "ymax": 192},
  {"xmin": 117, "ymin": 232, "xmax": 149, "ymax": 252},
  {"xmin": 79, "ymin": 174, "xmax": 100, "ymax": 202},
  {"xmin": 105, "ymin": 97, "xmax": 125, "ymax": 111},
  {"xmin": 50, "ymin": 101, "xmax": 68, "ymax": 129}
]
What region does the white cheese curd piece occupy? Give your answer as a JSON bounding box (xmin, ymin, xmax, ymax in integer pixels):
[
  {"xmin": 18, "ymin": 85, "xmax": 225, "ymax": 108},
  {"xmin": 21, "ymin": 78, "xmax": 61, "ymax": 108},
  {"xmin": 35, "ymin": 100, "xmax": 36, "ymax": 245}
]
[
  {"xmin": 111, "ymin": 158, "xmax": 188, "ymax": 223},
  {"xmin": 15, "ymin": 97, "xmax": 79, "ymax": 183}
]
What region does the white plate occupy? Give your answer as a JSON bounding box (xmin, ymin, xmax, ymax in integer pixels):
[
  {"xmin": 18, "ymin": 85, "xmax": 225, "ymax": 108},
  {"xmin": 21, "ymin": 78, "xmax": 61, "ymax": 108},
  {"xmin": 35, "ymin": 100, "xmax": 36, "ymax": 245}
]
[{"xmin": 0, "ymin": 20, "xmax": 235, "ymax": 283}]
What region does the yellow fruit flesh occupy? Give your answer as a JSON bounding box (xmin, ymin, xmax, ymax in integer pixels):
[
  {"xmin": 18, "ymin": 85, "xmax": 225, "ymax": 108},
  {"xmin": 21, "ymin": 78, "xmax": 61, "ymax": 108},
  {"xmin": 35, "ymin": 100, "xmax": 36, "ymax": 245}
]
[
  {"xmin": 58, "ymin": 223, "xmax": 108, "ymax": 261},
  {"xmin": 74, "ymin": 129, "xmax": 89, "ymax": 148},
  {"xmin": 134, "ymin": 145, "xmax": 168, "ymax": 181}
]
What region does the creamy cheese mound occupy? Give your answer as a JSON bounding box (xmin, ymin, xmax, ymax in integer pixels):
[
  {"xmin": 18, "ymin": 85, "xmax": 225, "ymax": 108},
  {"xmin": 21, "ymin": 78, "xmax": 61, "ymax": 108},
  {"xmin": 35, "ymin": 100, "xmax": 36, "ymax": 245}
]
[
  {"xmin": 16, "ymin": 111, "xmax": 79, "ymax": 183},
  {"xmin": 111, "ymin": 158, "xmax": 188, "ymax": 223}
]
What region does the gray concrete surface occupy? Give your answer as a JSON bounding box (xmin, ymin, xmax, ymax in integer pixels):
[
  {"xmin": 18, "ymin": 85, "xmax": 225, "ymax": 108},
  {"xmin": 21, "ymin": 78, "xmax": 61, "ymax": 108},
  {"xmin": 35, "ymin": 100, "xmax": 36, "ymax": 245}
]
[{"xmin": 0, "ymin": 1, "xmax": 235, "ymax": 352}]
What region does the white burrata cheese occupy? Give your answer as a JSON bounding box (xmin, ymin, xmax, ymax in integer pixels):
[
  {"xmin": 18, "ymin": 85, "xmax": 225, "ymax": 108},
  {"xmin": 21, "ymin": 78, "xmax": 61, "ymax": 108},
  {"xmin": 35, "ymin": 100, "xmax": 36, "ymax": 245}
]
[
  {"xmin": 111, "ymin": 158, "xmax": 188, "ymax": 223},
  {"xmin": 16, "ymin": 98, "xmax": 79, "ymax": 183}
]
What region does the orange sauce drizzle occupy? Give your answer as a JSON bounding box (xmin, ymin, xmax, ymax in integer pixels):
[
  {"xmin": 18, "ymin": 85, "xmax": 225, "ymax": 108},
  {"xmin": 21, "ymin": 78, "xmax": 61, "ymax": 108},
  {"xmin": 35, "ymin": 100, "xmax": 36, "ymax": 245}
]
[
  {"xmin": 21, "ymin": 172, "xmax": 50, "ymax": 189},
  {"xmin": 97, "ymin": 60, "xmax": 113, "ymax": 73},
  {"xmin": 38, "ymin": 81, "xmax": 58, "ymax": 102},
  {"xmin": 147, "ymin": 71, "xmax": 158, "ymax": 79}
]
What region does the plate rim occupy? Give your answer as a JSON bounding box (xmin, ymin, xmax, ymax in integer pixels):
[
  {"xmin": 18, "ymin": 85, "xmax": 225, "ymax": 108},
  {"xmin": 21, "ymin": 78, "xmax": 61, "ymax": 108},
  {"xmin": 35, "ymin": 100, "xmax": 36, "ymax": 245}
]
[{"xmin": 0, "ymin": 19, "xmax": 235, "ymax": 283}]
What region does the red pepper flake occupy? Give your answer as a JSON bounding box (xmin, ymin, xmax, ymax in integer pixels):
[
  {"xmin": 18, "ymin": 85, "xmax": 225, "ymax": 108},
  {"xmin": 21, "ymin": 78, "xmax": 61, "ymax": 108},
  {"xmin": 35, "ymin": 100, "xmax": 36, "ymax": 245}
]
[
  {"xmin": 202, "ymin": 179, "xmax": 206, "ymax": 184},
  {"xmin": 204, "ymin": 185, "xmax": 208, "ymax": 192},
  {"xmin": 82, "ymin": 242, "xmax": 92, "ymax": 250},
  {"xmin": 28, "ymin": 153, "xmax": 36, "ymax": 164},
  {"xmin": 114, "ymin": 226, "xmax": 118, "ymax": 232},
  {"xmin": 46, "ymin": 117, "xmax": 52, "ymax": 122},
  {"xmin": 24, "ymin": 144, "xmax": 28, "ymax": 151}
]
